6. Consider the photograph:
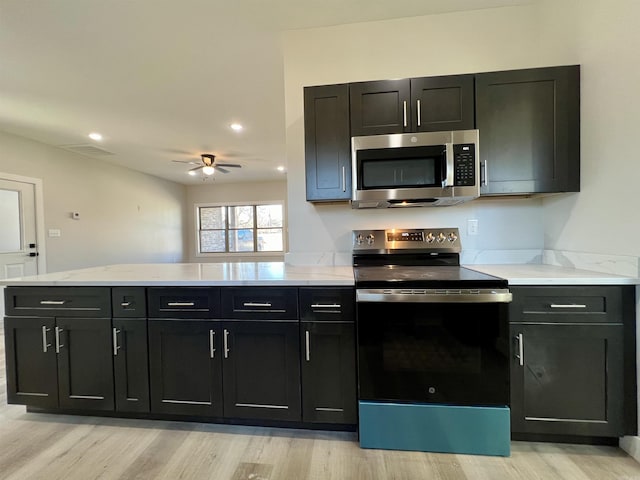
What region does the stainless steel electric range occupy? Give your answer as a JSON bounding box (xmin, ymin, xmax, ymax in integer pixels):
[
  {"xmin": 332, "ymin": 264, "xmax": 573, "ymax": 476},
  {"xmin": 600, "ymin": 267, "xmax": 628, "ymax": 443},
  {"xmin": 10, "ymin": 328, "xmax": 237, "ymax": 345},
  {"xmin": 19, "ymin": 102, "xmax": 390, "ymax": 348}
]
[{"xmin": 352, "ymin": 227, "xmax": 513, "ymax": 457}]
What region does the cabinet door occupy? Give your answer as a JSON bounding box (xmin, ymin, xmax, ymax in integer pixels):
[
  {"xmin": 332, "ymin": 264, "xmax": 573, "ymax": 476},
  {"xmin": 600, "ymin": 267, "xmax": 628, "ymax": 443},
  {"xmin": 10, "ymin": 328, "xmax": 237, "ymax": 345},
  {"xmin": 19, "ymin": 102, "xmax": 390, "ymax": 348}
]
[
  {"xmin": 301, "ymin": 321, "xmax": 356, "ymax": 424},
  {"xmin": 304, "ymin": 84, "xmax": 352, "ymax": 202},
  {"xmin": 113, "ymin": 318, "xmax": 150, "ymax": 412},
  {"xmin": 148, "ymin": 320, "xmax": 223, "ymax": 417},
  {"xmin": 350, "ymin": 79, "xmax": 410, "ymax": 136},
  {"xmin": 410, "ymin": 75, "xmax": 475, "ymax": 132},
  {"xmin": 222, "ymin": 321, "xmax": 301, "ymax": 421},
  {"xmin": 510, "ymin": 323, "xmax": 623, "ymax": 436},
  {"xmin": 476, "ymin": 65, "xmax": 580, "ymax": 195},
  {"xmin": 4, "ymin": 316, "xmax": 58, "ymax": 408},
  {"xmin": 56, "ymin": 317, "xmax": 115, "ymax": 411}
]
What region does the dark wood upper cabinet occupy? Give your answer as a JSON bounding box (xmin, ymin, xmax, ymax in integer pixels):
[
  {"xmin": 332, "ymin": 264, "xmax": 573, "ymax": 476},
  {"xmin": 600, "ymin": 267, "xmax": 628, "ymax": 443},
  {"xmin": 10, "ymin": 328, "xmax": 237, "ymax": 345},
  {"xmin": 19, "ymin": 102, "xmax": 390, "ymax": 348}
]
[
  {"xmin": 475, "ymin": 65, "xmax": 580, "ymax": 195},
  {"xmin": 304, "ymin": 84, "xmax": 352, "ymax": 202},
  {"xmin": 349, "ymin": 75, "xmax": 474, "ymax": 136}
]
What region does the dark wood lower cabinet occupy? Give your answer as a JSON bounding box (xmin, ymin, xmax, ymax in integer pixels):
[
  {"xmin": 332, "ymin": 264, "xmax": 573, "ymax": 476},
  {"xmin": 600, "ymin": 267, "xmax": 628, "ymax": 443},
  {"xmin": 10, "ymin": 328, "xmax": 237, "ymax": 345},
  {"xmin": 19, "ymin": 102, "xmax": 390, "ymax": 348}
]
[
  {"xmin": 56, "ymin": 317, "xmax": 115, "ymax": 411},
  {"xmin": 148, "ymin": 320, "xmax": 223, "ymax": 417},
  {"xmin": 222, "ymin": 320, "xmax": 301, "ymax": 421},
  {"xmin": 113, "ymin": 318, "xmax": 150, "ymax": 412},
  {"xmin": 4, "ymin": 316, "xmax": 58, "ymax": 408},
  {"xmin": 4, "ymin": 316, "xmax": 114, "ymax": 411},
  {"xmin": 301, "ymin": 321, "xmax": 356, "ymax": 424},
  {"xmin": 510, "ymin": 323, "xmax": 623, "ymax": 437}
]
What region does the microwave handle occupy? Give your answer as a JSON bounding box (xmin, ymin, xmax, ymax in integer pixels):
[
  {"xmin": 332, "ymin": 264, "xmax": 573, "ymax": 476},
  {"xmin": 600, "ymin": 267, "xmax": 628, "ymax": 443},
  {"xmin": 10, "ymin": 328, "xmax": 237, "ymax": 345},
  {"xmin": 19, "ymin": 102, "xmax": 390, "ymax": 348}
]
[{"xmin": 442, "ymin": 143, "xmax": 454, "ymax": 187}]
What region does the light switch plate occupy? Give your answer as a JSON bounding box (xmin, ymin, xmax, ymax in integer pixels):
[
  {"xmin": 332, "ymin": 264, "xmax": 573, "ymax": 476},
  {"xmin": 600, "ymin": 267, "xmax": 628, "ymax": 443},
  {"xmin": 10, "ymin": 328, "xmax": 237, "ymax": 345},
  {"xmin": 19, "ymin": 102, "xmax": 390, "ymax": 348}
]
[{"xmin": 48, "ymin": 228, "xmax": 61, "ymax": 237}]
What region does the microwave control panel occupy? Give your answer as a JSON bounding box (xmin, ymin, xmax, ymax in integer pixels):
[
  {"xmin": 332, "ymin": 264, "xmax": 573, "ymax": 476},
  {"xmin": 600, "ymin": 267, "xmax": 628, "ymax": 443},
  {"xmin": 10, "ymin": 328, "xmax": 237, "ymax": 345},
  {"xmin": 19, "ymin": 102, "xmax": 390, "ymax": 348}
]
[{"xmin": 454, "ymin": 144, "xmax": 476, "ymax": 186}]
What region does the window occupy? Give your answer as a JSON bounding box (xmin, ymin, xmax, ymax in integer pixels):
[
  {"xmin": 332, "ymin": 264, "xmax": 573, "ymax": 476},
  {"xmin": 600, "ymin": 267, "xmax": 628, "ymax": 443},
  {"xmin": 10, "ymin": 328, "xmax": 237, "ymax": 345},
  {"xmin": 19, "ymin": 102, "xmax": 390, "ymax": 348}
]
[{"xmin": 197, "ymin": 203, "xmax": 284, "ymax": 255}]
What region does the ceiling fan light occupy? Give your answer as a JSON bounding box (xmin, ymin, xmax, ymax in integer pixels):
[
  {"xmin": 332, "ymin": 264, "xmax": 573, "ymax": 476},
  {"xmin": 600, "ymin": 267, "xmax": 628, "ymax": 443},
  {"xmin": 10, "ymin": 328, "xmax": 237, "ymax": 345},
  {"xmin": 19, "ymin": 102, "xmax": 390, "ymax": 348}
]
[
  {"xmin": 188, "ymin": 170, "xmax": 197, "ymax": 176},
  {"xmin": 202, "ymin": 166, "xmax": 215, "ymax": 175}
]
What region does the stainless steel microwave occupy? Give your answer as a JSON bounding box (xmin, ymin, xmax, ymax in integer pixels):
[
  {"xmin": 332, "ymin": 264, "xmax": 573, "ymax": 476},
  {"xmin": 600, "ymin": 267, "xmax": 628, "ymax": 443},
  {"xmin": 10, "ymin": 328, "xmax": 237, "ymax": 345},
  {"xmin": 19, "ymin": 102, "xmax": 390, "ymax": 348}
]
[{"xmin": 351, "ymin": 129, "xmax": 480, "ymax": 208}]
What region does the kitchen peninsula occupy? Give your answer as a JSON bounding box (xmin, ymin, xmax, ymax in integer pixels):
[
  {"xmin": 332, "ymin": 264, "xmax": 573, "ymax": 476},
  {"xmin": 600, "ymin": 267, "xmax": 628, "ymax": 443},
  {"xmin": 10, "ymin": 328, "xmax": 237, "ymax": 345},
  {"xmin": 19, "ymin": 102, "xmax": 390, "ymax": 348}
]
[{"xmin": 1, "ymin": 261, "xmax": 638, "ymax": 447}]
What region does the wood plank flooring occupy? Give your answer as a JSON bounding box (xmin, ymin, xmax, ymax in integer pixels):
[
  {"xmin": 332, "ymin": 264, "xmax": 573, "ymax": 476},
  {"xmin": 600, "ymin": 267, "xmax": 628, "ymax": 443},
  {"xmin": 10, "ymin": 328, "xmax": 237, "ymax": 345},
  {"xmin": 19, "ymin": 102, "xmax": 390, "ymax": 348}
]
[{"xmin": 2, "ymin": 325, "xmax": 640, "ymax": 480}]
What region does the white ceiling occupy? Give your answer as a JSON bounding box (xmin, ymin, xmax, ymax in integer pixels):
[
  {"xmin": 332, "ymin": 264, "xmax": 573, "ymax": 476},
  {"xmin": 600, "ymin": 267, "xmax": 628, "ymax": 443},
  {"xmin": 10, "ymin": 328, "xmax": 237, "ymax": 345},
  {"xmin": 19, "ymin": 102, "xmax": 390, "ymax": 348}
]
[{"xmin": 0, "ymin": 0, "xmax": 534, "ymax": 185}]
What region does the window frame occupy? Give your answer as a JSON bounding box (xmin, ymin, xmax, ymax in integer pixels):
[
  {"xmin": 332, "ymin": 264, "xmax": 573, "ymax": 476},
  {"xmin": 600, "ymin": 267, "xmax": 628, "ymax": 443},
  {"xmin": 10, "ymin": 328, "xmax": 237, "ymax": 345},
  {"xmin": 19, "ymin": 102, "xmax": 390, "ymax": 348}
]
[{"xmin": 194, "ymin": 201, "xmax": 285, "ymax": 258}]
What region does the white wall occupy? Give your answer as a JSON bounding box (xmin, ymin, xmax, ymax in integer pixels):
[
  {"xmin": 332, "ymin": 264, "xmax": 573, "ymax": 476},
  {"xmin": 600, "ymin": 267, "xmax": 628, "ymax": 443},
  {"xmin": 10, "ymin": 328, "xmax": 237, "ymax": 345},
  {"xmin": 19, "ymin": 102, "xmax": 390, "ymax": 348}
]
[
  {"xmin": 282, "ymin": 0, "xmax": 640, "ymax": 267},
  {"xmin": 185, "ymin": 180, "xmax": 288, "ymax": 263},
  {"xmin": 540, "ymin": 0, "xmax": 640, "ymax": 263},
  {"xmin": 0, "ymin": 131, "xmax": 187, "ymax": 272}
]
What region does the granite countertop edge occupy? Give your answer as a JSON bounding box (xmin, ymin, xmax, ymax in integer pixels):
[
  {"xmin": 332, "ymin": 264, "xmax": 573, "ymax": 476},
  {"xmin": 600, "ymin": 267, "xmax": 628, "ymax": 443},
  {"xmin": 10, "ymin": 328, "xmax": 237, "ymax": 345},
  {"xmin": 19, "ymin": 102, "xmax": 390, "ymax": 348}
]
[{"xmin": 0, "ymin": 262, "xmax": 638, "ymax": 287}]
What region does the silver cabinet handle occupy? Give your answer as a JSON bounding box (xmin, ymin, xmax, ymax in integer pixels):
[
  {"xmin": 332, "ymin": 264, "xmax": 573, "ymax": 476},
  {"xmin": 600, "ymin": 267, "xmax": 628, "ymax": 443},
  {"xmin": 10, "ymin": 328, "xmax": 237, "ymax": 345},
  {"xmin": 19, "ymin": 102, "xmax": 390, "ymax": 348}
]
[
  {"xmin": 515, "ymin": 333, "xmax": 524, "ymax": 366},
  {"xmin": 113, "ymin": 328, "xmax": 121, "ymax": 356},
  {"xmin": 40, "ymin": 300, "xmax": 66, "ymax": 305},
  {"xmin": 167, "ymin": 302, "xmax": 195, "ymax": 307},
  {"xmin": 443, "ymin": 143, "xmax": 454, "ymax": 187},
  {"xmin": 402, "ymin": 100, "xmax": 408, "ymax": 127},
  {"xmin": 550, "ymin": 304, "xmax": 587, "ymax": 309},
  {"xmin": 41, "ymin": 326, "xmax": 52, "ymax": 353},
  {"xmin": 482, "ymin": 160, "xmax": 488, "ymax": 186},
  {"xmin": 305, "ymin": 330, "xmax": 311, "ymax": 362},
  {"xmin": 55, "ymin": 326, "xmax": 64, "ymax": 353},
  {"xmin": 120, "ymin": 302, "xmax": 131, "ymax": 307},
  {"xmin": 243, "ymin": 302, "xmax": 272, "ymax": 308},
  {"xmin": 342, "ymin": 166, "xmax": 346, "ymax": 192},
  {"xmin": 223, "ymin": 329, "xmax": 229, "ymax": 358},
  {"xmin": 416, "ymin": 99, "xmax": 421, "ymax": 127},
  {"xmin": 311, "ymin": 303, "xmax": 342, "ymax": 309},
  {"xmin": 209, "ymin": 330, "xmax": 216, "ymax": 359}
]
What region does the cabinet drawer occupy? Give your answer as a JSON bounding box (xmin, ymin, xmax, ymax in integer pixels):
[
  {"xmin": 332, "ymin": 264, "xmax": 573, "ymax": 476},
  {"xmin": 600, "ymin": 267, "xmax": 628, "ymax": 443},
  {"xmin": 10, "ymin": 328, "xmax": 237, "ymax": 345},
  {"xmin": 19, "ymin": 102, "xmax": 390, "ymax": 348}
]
[
  {"xmin": 299, "ymin": 287, "xmax": 354, "ymax": 322},
  {"xmin": 112, "ymin": 287, "xmax": 147, "ymax": 318},
  {"xmin": 147, "ymin": 287, "xmax": 221, "ymax": 319},
  {"xmin": 222, "ymin": 287, "xmax": 298, "ymax": 320},
  {"xmin": 4, "ymin": 287, "xmax": 111, "ymax": 318},
  {"xmin": 510, "ymin": 286, "xmax": 624, "ymax": 324}
]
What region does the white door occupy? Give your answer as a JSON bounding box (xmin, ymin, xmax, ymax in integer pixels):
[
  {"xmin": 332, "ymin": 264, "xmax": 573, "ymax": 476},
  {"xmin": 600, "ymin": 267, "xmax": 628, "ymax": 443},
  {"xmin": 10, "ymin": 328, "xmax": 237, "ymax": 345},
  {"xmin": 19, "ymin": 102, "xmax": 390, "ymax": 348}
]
[{"xmin": 0, "ymin": 178, "xmax": 39, "ymax": 279}]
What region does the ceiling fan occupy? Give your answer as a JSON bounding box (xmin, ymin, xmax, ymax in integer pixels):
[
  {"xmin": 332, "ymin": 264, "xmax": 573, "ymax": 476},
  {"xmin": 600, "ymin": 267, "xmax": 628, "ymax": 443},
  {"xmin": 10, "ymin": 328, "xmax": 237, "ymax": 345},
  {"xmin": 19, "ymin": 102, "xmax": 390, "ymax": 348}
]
[{"xmin": 172, "ymin": 154, "xmax": 242, "ymax": 176}]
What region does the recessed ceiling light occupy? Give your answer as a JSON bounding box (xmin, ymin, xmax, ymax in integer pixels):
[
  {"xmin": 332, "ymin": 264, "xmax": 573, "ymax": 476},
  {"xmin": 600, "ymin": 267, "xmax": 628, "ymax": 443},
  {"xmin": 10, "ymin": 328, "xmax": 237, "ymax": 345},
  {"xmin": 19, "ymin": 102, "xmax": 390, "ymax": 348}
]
[
  {"xmin": 277, "ymin": 166, "xmax": 285, "ymax": 172},
  {"xmin": 188, "ymin": 170, "xmax": 197, "ymax": 176},
  {"xmin": 88, "ymin": 132, "xmax": 103, "ymax": 141},
  {"xmin": 230, "ymin": 123, "xmax": 243, "ymax": 132}
]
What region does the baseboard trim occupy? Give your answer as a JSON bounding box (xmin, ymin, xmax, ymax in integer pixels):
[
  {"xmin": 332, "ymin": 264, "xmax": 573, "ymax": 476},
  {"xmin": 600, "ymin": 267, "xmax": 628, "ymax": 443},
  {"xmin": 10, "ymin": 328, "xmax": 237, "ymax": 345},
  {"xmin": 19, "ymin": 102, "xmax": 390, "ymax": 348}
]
[{"xmin": 620, "ymin": 436, "xmax": 640, "ymax": 462}]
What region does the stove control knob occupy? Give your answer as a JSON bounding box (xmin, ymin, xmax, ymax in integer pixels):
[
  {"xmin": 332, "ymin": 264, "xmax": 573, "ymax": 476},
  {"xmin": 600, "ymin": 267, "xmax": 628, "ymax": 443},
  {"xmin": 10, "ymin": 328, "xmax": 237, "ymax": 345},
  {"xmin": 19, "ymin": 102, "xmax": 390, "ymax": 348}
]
[
  {"xmin": 448, "ymin": 232, "xmax": 458, "ymax": 242},
  {"xmin": 355, "ymin": 233, "xmax": 364, "ymax": 246},
  {"xmin": 436, "ymin": 232, "xmax": 446, "ymax": 243},
  {"xmin": 366, "ymin": 233, "xmax": 375, "ymax": 245},
  {"xmin": 426, "ymin": 233, "xmax": 435, "ymax": 243}
]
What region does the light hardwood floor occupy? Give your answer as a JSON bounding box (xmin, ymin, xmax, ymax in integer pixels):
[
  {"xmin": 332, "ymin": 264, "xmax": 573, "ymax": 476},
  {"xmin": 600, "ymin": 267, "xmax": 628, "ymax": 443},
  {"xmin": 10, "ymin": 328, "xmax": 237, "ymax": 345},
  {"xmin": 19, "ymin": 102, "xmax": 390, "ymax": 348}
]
[{"xmin": 2, "ymin": 326, "xmax": 640, "ymax": 480}]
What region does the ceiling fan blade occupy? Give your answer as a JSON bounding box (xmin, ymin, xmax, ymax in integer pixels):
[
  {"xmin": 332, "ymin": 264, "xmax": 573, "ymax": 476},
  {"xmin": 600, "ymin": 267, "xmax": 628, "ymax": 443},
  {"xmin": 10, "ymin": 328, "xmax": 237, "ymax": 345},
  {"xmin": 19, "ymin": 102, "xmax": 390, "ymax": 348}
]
[
  {"xmin": 214, "ymin": 166, "xmax": 230, "ymax": 174},
  {"xmin": 216, "ymin": 163, "xmax": 242, "ymax": 168},
  {"xmin": 172, "ymin": 160, "xmax": 200, "ymax": 165},
  {"xmin": 189, "ymin": 165, "xmax": 204, "ymax": 172}
]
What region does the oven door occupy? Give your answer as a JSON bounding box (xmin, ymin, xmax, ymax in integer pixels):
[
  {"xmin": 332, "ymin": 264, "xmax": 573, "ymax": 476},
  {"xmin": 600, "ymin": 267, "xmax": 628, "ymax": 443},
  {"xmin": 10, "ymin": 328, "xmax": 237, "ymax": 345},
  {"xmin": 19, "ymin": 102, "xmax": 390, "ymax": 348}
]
[{"xmin": 356, "ymin": 297, "xmax": 510, "ymax": 407}]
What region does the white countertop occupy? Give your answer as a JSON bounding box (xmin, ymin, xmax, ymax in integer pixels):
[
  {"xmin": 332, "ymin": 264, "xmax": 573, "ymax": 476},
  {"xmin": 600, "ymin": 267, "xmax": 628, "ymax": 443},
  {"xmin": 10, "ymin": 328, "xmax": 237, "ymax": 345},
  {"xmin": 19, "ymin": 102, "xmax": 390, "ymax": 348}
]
[
  {"xmin": 1, "ymin": 262, "xmax": 637, "ymax": 287},
  {"xmin": 465, "ymin": 264, "xmax": 639, "ymax": 285},
  {"xmin": 0, "ymin": 263, "xmax": 355, "ymax": 287}
]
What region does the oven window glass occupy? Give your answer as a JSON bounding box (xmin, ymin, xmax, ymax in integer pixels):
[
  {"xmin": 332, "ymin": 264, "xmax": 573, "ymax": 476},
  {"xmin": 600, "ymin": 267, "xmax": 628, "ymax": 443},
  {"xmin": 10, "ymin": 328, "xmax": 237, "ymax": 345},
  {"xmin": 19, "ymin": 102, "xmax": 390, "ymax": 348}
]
[
  {"xmin": 357, "ymin": 301, "xmax": 509, "ymax": 407},
  {"xmin": 357, "ymin": 145, "xmax": 445, "ymax": 190}
]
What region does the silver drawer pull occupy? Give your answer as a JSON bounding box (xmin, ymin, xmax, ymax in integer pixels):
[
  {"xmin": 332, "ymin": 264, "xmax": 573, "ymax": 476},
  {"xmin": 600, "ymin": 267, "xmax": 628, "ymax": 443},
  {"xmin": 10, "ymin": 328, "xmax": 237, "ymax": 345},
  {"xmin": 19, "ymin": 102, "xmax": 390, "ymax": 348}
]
[
  {"xmin": 167, "ymin": 302, "xmax": 195, "ymax": 307},
  {"xmin": 120, "ymin": 302, "xmax": 131, "ymax": 307},
  {"xmin": 311, "ymin": 303, "xmax": 341, "ymax": 309},
  {"xmin": 550, "ymin": 303, "xmax": 587, "ymax": 309},
  {"xmin": 41, "ymin": 326, "xmax": 52, "ymax": 353},
  {"xmin": 40, "ymin": 300, "xmax": 66, "ymax": 305},
  {"xmin": 243, "ymin": 302, "xmax": 272, "ymax": 308}
]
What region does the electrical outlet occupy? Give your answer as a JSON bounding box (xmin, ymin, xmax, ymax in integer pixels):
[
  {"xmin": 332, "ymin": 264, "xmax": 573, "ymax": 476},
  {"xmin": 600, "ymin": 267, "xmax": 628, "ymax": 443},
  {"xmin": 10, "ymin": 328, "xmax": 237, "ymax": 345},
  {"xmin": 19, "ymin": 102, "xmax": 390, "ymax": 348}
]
[
  {"xmin": 468, "ymin": 219, "xmax": 479, "ymax": 236},
  {"xmin": 48, "ymin": 228, "xmax": 61, "ymax": 237}
]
